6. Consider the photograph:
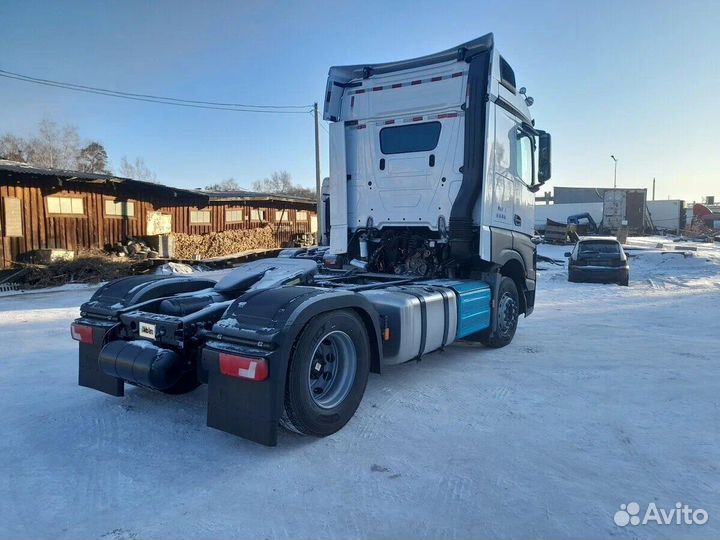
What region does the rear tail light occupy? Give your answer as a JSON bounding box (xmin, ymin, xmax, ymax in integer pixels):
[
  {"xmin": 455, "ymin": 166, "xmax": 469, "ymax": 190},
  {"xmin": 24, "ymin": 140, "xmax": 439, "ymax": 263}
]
[
  {"xmin": 323, "ymin": 254, "xmax": 339, "ymax": 268},
  {"xmin": 219, "ymin": 353, "xmax": 268, "ymax": 381},
  {"xmin": 70, "ymin": 323, "xmax": 94, "ymax": 344}
]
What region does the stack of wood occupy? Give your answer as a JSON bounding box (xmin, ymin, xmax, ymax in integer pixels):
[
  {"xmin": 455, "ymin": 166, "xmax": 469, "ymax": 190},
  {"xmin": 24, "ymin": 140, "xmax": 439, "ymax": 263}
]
[
  {"xmin": 171, "ymin": 226, "xmax": 277, "ymax": 259},
  {"xmin": 544, "ymin": 219, "xmax": 568, "ymax": 244}
]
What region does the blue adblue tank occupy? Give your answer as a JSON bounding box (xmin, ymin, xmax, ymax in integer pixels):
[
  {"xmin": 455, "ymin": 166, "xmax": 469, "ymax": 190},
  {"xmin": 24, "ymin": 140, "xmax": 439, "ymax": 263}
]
[{"xmin": 428, "ymin": 280, "xmax": 492, "ymax": 338}]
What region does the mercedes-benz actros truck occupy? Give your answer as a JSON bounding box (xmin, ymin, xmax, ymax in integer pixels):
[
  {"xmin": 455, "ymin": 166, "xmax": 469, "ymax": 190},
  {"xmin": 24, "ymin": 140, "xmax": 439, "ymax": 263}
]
[{"xmin": 72, "ymin": 33, "xmax": 551, "ymax": 446}]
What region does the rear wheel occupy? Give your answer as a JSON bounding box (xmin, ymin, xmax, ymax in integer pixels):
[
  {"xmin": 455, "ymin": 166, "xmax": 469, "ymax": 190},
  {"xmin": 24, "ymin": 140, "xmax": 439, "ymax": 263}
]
[
  {"xmin": 281, "ymin": 310, "xmax": 370, "ymax": 437},
  {"xmin": 478, "ymin": 277, "xmax": 520, "ymax": 349}
]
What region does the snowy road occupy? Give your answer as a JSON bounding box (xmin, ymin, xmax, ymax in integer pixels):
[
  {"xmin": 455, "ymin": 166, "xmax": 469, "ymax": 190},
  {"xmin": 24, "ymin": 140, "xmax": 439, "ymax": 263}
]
[{"xmin": 1, "ymin": 238, "xmax": 719, "ymax": 539}]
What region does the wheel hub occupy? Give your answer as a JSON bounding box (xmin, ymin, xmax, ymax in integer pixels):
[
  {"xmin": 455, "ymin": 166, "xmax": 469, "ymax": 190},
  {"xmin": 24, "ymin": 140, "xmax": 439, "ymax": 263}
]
[
  {"xmin": 308, "ymin": 330, "xmax": 357, "ymax": 409},
  {"xmin": 497, "ymin": 292, "xmax": 518, "ymax": 338}
]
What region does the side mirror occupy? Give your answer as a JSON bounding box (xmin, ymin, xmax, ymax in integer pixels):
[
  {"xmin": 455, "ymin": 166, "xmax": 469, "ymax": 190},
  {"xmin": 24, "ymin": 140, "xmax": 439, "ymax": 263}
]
[
  {"xmin": 564, "ymin": 252, "xmax": 571, "ymax": 258},
  {"xmin": 538, "ymin": 131, "xmax": 551, "ymax": 183}
]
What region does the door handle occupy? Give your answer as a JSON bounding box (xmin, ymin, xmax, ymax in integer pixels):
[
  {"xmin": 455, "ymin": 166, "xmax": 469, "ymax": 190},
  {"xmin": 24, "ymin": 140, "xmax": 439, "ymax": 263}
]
[{"xmin": 514, "ymin": 214, "xmax": 522, "ymax": 226}]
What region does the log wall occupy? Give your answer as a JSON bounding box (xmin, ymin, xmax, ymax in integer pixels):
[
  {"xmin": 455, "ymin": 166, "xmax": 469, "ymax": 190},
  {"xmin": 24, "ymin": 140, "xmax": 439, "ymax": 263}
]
[{"xmin": 0, "ymin": 179, "xmax": 315, "ymax": 268}]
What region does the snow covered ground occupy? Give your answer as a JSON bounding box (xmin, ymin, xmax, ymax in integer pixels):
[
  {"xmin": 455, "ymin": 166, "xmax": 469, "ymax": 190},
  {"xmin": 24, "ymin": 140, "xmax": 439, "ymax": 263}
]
[{"xmin": 1, "ymin": 236, "xmax": 719, "ymax": 539}]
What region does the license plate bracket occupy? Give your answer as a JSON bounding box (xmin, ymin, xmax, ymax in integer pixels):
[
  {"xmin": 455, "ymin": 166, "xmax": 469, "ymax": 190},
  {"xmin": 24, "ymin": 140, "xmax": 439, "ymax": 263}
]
[{"xmin": 139, "ymin": 322, "xmax": 156, "ymax": 340}]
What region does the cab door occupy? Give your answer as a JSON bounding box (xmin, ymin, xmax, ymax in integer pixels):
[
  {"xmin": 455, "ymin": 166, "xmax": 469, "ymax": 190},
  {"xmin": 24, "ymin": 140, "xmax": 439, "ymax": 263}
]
[
  {"xmin": 491, "ymin": 109, "xmax": 519, "ymax": 230},
  {"xmin": 492, "ymin": 107, "xmax": 535, "ymax": 237}
]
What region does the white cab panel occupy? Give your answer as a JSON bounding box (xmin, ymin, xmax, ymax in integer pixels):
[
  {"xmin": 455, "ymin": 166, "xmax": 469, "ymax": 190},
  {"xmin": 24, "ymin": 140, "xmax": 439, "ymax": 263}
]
[
  {"xmin": 347, "ymin": 113, "xmax": 463, "ymax": 231},
  {"xmin": 329, "ymin": 122, "xmax": 348, "ymax": 254},
  {"xmin": 340, "ymin": 62, "xmax": 465, "ymax": 122}
]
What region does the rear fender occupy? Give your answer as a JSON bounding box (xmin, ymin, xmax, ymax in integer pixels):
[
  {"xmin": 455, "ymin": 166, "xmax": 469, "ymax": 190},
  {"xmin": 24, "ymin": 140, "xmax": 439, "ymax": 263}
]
[
  {"xmin": 81, "ymin": 275, "xmax": 217, "ymax": 319},
  {"xmin": 202, "ymin": 286, "xmax": 382, "ymax": 446}
]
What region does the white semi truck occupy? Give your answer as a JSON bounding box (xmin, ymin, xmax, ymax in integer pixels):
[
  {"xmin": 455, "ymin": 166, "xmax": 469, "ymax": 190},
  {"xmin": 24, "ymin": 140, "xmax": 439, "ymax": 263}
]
[{"xmin": 72, "ymin": 33, "xmax": 551, "ymax": 446}]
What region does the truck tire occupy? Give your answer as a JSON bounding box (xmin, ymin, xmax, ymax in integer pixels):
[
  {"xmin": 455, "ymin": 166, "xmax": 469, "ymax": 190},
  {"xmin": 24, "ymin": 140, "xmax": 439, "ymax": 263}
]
[
  {"xmin": 477, "ymin": 277, "xmax": 520, "ymax": 349},
  {"xmin": 281, "ymin": 309, "xmax": 370, "ymax": 437}
]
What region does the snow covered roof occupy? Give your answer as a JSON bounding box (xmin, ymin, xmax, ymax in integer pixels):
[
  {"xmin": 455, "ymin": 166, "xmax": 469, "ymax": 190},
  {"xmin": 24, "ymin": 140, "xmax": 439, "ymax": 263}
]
[
  {"xmin": 0, "ymin": 158, "xmax": 207, "ymax": 205},
  {"xmin": 0, "ymin": 159, "xmax": 315, "ymax": 209},
  {"xmin": 202, "ymin": 189, "xmax": 315, "ymax": 206}
]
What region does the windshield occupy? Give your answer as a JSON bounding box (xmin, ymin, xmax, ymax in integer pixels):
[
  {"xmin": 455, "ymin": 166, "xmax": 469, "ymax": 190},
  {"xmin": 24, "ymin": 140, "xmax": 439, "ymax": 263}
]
[{"xmin": 579, "ymin": 241, "xmax": 620, "ymax": 254}]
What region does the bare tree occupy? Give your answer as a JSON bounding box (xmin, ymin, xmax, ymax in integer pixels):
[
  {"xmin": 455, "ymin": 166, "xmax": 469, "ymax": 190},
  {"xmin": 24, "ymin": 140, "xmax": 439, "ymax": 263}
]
[
  {"xmin": 0, "ymin": 134, "xmax": 28, "ymax": 162},
  {"xmin": 77, "ymin": 142, "xmax": 110, "ymax": 174},
  {"xmin": 251, "ymin": 170, "xmax": 314, "ymax": 198},
  {"xmin": 119, "ymin": 156, "xmax": 157, "ymax": 182},
  {"xmin": 205, "ymin": 177, "xmax": 242, "ymax": 191},
  {"xmin": 25, "ymin": 118, "xmax": 80, "ymax": 169}
]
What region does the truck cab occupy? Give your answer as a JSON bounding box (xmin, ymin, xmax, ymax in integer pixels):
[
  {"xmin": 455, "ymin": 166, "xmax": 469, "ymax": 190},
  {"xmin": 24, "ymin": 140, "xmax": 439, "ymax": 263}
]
[{"xmin": 322, "ymin": 33, "xmax": 551, "ymax": 316}]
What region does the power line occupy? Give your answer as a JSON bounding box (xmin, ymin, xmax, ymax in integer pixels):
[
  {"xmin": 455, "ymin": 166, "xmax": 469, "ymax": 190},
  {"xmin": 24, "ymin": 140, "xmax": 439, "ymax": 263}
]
[
  {"xmin": 0, "ymin": 68, "xmax": 311, "ymax": 108},
  {"xmin": 0, "ymin": 68, "xmax": 313, "ymax": 114}
]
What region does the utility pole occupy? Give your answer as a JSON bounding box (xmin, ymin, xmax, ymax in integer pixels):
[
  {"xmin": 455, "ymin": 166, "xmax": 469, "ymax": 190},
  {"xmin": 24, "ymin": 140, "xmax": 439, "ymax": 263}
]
[
  {"xmin": 313, "ymin": 102, "xmax": 322, "ymax": 216},
  {"xmin": 652, "ymin": 177, "xmax": 656, "ymax": 200},
  {"xmin": 610, "ymin": 155, "xmax": 618, "ymax": 189}
]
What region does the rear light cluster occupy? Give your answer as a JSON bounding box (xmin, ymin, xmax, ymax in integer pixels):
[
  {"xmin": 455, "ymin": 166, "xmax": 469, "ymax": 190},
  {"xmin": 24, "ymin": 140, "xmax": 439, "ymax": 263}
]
[
  {"xmin": 219, "ymin": 353, "xmax": 268, "ymax": 382},
  {"xmin": 323, "ymin": 253, "xmax": 342, "ymax": 269},
  {"xmin": 70, "ymin": 323, "xmax": 94, "ymax": 344}
]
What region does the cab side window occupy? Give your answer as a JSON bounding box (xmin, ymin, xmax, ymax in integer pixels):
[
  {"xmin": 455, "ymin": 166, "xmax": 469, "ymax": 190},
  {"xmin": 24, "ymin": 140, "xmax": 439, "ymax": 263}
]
[{"xmin": 516, "ymin": 133, "xmax": 533, "ymax": 186}]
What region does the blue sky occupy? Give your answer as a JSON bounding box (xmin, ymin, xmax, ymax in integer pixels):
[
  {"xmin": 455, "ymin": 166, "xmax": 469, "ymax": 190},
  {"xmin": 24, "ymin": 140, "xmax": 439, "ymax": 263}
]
[{"xmin": 1, "ymin": 0, "xmax": 718, "ymax": 201}]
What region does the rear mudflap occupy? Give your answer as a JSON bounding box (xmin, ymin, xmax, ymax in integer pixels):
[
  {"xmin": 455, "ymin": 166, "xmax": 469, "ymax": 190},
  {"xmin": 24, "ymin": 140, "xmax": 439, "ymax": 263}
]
[
  {"xmin": 202, "ymin": 345, "xmax": 287, "ymax": 447},
  {"xmin": 78, "ymin": 322, "xmax": 124, "ymax": 396}
]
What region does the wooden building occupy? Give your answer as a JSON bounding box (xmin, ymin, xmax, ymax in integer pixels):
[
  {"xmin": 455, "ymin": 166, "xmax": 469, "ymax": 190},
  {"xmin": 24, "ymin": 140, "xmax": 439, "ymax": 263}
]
[{"xmin": 0, "ymin": 160, "xmax": 316, "ymax": 268}]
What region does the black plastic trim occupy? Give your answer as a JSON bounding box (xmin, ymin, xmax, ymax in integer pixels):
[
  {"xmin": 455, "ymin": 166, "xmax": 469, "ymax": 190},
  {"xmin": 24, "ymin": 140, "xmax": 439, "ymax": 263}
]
[
  {"xmin": 449, "ymin": 49, "xmax": 492, "ymax": 259},
  {"xmin": 494, "ymin": 96, "xmax": 531, "ymax": 124}
]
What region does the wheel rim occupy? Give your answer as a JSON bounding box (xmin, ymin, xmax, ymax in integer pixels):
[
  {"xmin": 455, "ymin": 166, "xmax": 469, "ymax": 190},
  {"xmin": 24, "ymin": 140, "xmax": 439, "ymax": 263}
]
[
  {"xmin": 307, "ymin": 330, "xmax": 358, "ymax": 409},
  {"xmin": 496, "ymin": 292, "xmax": 518, "ymax": 338}
]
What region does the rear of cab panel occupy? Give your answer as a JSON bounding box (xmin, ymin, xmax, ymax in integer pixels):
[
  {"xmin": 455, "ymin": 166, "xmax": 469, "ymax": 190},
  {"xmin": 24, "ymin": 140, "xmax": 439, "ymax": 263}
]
[{"xmin": 331, "ymin": 61, "xmax": 468, "ymax": 233}]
